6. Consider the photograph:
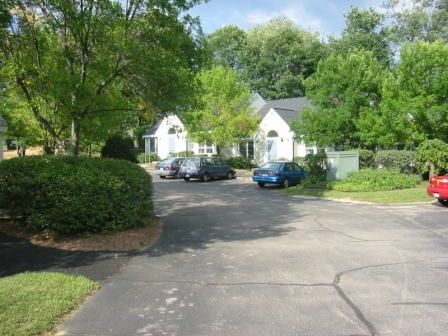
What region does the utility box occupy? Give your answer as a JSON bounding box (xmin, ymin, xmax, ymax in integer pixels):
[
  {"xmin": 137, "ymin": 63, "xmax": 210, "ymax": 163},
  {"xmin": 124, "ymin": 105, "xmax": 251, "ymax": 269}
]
[{"xmin": 326, "ymin": 151, "xmax": 359, "ymax": 181}]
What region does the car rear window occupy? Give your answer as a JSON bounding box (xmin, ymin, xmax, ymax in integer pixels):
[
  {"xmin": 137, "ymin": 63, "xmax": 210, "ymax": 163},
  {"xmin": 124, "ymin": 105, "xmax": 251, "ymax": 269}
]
[
  {"xmin": 159, "ymin": 159, "xmax": 171, "ymax": 165},
  {"xmin": 261, "ymin": 162, "xmax": 281, "ymax": 169}
]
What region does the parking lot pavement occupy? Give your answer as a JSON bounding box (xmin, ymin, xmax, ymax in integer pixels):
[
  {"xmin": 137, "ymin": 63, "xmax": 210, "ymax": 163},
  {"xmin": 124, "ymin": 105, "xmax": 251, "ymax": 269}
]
[{"xmin": 57, "ymin": 175, "xmax": 448, "ymax": 336}]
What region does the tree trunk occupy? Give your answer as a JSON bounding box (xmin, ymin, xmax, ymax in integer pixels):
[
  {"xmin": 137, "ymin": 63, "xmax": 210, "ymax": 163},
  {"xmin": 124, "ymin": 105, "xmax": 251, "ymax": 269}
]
[
  {"xmin": 429, "ymin": 162, "xmax": 435, "ymax": 180},
  {"xmin": 17, "ymin": 146, "xmax": 26, "ymax": 157},
  {"xmin": 216, "ymin": 145, "xmax": 221, "ymax": 157},
  {"xmin": 70, "ymin": 118, "xmax": 81, "ymax": 156}
]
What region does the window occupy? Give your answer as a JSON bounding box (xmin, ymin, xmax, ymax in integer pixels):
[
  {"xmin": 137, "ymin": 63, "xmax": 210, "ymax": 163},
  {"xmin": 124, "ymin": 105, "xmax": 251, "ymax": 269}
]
[
  {"xmin": 214, "ymin": 158, "xmax": 225, "ymax": 165},
  {"xmin": 198, "ymin": 142, "xmax": 213, "ymax": 154},
  {"xmin": 292, "ymin": 163, "xmax": 303, "ymax": 171},
  {"xmin": 306, "ymin": 148, "xmax": 314, "ymax": 155},
  {"xmin": 239, "ymin": 141, "xmax": 254, "ymax": 158},
  {"xmin": 149, "ymin": 138, "xmax": 158, "ymax": 153},
  {"xmin": 317, "ymin": 148, "xmax": 325, "ymax": 153},
  {"xmin": 267, "ymin": 130, "xmax": 279, "ymax": 137}
]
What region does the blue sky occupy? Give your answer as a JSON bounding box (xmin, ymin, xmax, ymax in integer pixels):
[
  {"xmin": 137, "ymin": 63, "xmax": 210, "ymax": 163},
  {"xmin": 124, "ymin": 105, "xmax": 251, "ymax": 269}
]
[{"xmin": 188, "ymin": 0, "xmax": 384, "ymax": 37}]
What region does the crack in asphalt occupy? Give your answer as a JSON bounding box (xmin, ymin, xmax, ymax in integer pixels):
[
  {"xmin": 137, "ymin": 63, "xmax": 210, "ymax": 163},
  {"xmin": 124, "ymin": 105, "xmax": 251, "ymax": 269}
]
[
  {"xmin": 314, "ymin": 217, "xmax": 369, "ymax": 242},
  {"xmin": 117, "ymin": 256, "xmax": 448, "ymax": 336}
]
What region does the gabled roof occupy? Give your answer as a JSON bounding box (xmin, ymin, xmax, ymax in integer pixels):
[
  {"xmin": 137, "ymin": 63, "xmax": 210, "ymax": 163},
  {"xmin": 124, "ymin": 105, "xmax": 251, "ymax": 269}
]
[
  {"xmin": 258, "ymin": 97, "xmax": 313, "ymax": 122},
  {"xmin": 142, "ymin": 119, "xmax": 163, "ymax": 137}
]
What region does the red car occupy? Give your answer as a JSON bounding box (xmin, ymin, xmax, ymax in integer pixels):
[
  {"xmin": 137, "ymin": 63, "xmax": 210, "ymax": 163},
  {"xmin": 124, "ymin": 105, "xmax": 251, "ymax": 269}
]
[{"xmin": 427, "ymin": 175, "xmax": 448, "ymax": 206}]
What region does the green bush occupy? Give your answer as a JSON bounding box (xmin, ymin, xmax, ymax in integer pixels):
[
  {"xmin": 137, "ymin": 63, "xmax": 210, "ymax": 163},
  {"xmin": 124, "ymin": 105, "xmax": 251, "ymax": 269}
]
[
  {"xmin": 137, "ymin": 152, "xmax": 160, "ymax": 163},
  {"xmin": 171, "ymin": 150, "xmax": 194, "ymax": 157},
  {"xmin": 293, "ymin": 156, "xmax": 305, "ymax": 166},
  {"xmin": 374, "ymin": 150, "xmax": 416, "ymax": 173},
  {"xmin": 330, "ymin": 168, "xmax": 421, "ymax": 192},
  {"xmin": 415, "ymin": 139, "xmax": 448, "ymax": 175},
  {"xmin": 358, "ymin": 149, "xmax": 375, "ymax": 169},
  {"xmin": 101, "ymin": 135, "xmax": 138, "ymax": 163},
  {"xmin": 0, "ymin": 156, "xmax": 154, "ymax": 236},
  {"xmin": 302, "ymin": 153, "xmax": 327, "ymax": 186},
  {"xmin": 226, "ymin": 157, "xmax": 257, "ymax": 169}
]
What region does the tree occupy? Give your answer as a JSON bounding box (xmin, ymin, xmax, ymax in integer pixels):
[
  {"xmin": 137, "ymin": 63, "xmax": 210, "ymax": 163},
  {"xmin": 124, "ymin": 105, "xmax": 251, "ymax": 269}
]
[
  {"xmin": 415, "ymin": 139, "xmax": 448, "ymax": 177},
  {"xmin": 0, "ymin": 0, "xmax": 207, "ymax": 155},
  {"xmin": 376, "ymin": 40, "xmax": 448, "ymax": 146},
  {"xmin": 183, "ymin": 66, "xmax": 260, "ymax": 156},
  {"xmin": 206, "ymin": 25, "xmax": 246, "ymax": 70},
  {"xmin": 328, "ymin": 6, "xmax": 392, "ymax": 67},
  {"xmin": 290, "ymin": 49, "xmax": 386, "ymax": 150},
  {"xmin": 239, "ymin": 18, "xmax": 326, "ymax": 100},
  {"xmin": 383, "ymin": 0, "xmax": 448, "ymax": 48}
]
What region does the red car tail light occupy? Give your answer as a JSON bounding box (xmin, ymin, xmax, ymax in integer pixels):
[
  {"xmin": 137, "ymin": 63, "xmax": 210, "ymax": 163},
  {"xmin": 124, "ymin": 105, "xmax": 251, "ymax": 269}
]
[
  {"xmin": 167, "ymin": 165, "xmax": 172, "ymax": 171},
  {"xmin": 269, "ymin": 172, "xmax": 280, "ymax": 177},
  {"xmin": 179, "ymin": 166, "xmax": 182, "ymax": 172}
]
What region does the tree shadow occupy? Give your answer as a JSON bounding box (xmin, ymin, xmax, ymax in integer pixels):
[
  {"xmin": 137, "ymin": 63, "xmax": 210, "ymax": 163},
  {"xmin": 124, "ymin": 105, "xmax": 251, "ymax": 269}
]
[{"xmin": 0, "ymin": 233, "xmax": 135, "ymax": 281}]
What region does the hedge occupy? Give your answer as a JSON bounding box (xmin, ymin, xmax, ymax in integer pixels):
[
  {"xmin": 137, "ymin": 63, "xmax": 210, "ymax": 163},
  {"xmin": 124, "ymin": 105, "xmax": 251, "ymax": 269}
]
[{"xmin": 0, "ymin": 155, "xmax": 154, "ymax": 236}]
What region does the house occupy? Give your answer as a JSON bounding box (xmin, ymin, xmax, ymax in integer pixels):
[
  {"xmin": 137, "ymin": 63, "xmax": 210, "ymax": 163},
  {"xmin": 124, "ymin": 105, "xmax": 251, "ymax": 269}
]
[
  {"xmin": 0, "ymin": 116, "xmax": 8, "ymax": 161},
  {"xmin": 142, "ymin": 94, "xmax": 324, "ymax": 164}
]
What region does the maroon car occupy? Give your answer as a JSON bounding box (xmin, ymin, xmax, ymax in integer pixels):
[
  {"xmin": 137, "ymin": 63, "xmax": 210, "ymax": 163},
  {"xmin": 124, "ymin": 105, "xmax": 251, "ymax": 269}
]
[{"xmin": 427, "ymin": 174, "xmax": 448, "ymax": 206}]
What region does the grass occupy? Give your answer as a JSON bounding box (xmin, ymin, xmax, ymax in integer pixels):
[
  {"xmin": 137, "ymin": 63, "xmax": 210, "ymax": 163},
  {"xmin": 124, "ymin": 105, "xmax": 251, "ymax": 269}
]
[
  {"xmin": 0, "ymin": 272, "xmax": 98, "ymax": 336},
  {"xmin": 279, "ymin": 184, "xmax": 432, "ymax": 204}
]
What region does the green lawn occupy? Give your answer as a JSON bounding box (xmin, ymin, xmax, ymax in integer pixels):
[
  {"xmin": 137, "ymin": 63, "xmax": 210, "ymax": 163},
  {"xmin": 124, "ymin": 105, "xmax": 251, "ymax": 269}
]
[
  {"xmin": 0, "ymin": 272, "xmax": 98, "ymax": 336},
  {"xmin": 279, "ymin": 184, "xmax": 432, "ymax": 204}
]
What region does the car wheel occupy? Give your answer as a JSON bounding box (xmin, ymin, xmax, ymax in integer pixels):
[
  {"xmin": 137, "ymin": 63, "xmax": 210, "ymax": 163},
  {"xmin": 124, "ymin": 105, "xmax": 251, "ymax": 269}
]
[
  {"xmin": 159, "ymin": 175, "xmax": 166, "ymax": 179},
  {"xmin": 226, "ymin": 171, "xmax": 233, "ymax": 179},
  {"xmin": 183, "ymin": 177, "xmax": 190, "ymax": 181},
  {"xmin": 438, "ymin": 198, "xmax": 448, "ymax": 206},
  {"xmin": 282, "ymin": 178, "xmax": 290, "ymax": 188},
  {"xmin": 258, "ymin": 182, "xmax": 265, "ymax": 188},
  {"xmin": 201, "ymin": 173, "xmax": 209, "ymax": 182}
]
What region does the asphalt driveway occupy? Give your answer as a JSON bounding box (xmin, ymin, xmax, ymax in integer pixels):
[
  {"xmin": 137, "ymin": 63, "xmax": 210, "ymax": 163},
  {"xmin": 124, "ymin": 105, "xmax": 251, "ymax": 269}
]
[{"xmin": 57, "ymin": 175, "xmax": 448, "ymax": 335}]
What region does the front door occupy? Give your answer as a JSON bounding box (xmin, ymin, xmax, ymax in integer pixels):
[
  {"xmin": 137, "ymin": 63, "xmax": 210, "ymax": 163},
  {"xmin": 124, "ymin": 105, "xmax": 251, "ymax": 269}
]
[{"xmin": 267, "ymin": 139, "xmax": 277, "ymax": 161}]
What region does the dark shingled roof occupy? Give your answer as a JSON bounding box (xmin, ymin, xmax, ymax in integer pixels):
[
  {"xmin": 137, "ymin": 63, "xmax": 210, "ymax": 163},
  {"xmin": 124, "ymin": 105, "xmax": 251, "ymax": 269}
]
[
  {"xmin": 0, "ymin": 115, "xmax": 8, "ymax": 128},
  {"xmin": 258, "ymin": 97, "xmax": 313, "ymax": 122},
  {"xmin": 142, "ymin": 119, "xmax": 163, "ymax": 137}
]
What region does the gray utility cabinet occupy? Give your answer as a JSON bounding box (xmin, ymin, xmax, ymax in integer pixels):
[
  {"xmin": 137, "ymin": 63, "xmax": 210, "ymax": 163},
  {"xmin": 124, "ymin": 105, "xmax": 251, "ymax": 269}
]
[{"xmin": 326, "ymin": 151, "xmax": 359, "ymax": 181}]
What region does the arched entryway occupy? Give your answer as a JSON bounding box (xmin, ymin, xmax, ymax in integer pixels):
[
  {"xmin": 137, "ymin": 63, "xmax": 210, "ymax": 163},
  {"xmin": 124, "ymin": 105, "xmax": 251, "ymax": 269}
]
[{"xmin": 168, "ymin": 128, "xmax": 176, "ymax": 154}]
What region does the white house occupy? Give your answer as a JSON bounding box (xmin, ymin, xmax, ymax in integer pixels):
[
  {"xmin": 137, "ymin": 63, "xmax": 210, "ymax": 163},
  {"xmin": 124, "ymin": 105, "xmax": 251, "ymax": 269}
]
[{"xmin": 142, "ymin": 94, "xmax": 323, "ymax": 164}]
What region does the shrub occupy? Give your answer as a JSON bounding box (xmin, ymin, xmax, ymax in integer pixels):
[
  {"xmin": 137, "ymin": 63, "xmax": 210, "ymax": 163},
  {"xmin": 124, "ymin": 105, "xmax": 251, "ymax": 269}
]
[
  {"xmin": 415, "ymin": 139, "xmax": 448, "ymax": 175},
  {"xmin": 171, "ymin": 150, "xmax": 194, "ymax": 157},
  {"xmin": 302, "ymin": 153, "xmax": 327, "ymax": 186},
  {"xmin": 330, "ymin": 168, "xmax": 421, "ymax": 192},
  {"xmin": 226, "ymin": 157, "xmax": 257, "ymax": 169},
  {"xmin": 0, "ymin": 156, "xmax": 154, "ymax": 236},
  {"xmin": 101, "ymin": 135, "xmax": 138, "ymax": 163},
  {"xmin": 137, "ymin": 152, "xmax": 160, "ymax": 163},
  {"xmin": 358, "ymin": 149, "xmax": 375, "ymax": 169},
  {"xmin": 293, "ymin": 156, "xmax": 305, "ymax": 166},
  {"xmin": 374, "ymin": 150, "xmax": 416, "ymax": 173}
]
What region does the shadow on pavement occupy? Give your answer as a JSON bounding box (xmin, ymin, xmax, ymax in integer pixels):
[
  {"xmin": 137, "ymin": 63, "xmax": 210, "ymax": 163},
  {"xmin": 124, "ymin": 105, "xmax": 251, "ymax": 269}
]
[{"xmin": 0, "ymin": 233, "xmax": 136, "ymax": 281}]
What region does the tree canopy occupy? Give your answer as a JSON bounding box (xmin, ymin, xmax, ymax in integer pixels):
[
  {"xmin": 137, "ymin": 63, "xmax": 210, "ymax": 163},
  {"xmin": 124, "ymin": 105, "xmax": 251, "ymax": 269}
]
[
  {"xmin": 0, "ymin": 0, "xmax": 207, "ymax": 155},
  {"xmin": 182, "ymin": 66, "xmax": 260, "ymax": 155},
  {"xmin": 328, "ymin": 6, "xmax": 391, "ymax": 67},
  {"xmin": 290, "ymin": 49, "xmax": 386, "ymax": 150}
]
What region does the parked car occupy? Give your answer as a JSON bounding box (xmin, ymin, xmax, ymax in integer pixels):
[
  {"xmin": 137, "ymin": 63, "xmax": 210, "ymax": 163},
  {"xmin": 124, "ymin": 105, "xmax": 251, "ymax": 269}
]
[
  {"xmin": 252, "ymin": 161, "xmax": 306, "ymax": 188},
  {"xmin": 179, "ymin": 157, "xmax": 236, "ymax": 182},
  {"xmin": 427, "ymin": 174, "xmax": 448, "ymax": 206},
  {"xmin": 154, "ymin": 157, "xmax": 186, "ymax": 179}
]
